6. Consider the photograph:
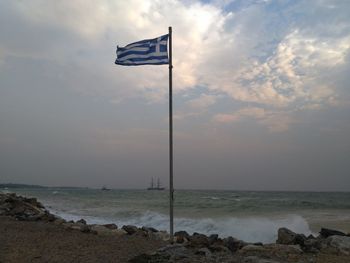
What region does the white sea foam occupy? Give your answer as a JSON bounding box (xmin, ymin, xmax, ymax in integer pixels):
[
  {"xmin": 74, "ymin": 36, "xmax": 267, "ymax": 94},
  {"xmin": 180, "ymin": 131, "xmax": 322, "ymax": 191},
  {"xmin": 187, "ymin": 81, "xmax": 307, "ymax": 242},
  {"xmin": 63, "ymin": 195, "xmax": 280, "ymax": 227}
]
[{"xmin": 50, "ymin": 208, "xmax": 312, "ymax": 243}]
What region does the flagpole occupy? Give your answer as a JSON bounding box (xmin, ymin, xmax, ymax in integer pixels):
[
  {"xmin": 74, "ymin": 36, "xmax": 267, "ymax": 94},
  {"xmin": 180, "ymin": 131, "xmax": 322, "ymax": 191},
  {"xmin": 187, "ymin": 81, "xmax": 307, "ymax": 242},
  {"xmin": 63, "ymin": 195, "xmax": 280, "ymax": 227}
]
[{"xmin": 168, "ymin": 26, "xmax": 174, "ymax": 243}]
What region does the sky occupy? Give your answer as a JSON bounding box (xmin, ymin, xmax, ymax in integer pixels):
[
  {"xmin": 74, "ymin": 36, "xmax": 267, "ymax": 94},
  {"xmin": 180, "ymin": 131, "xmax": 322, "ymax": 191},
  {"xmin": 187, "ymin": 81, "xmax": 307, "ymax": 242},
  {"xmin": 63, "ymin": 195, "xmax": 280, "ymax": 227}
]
[{"xmin": 0, "ymin": 0, "xmax": 350, "ymax": 191}]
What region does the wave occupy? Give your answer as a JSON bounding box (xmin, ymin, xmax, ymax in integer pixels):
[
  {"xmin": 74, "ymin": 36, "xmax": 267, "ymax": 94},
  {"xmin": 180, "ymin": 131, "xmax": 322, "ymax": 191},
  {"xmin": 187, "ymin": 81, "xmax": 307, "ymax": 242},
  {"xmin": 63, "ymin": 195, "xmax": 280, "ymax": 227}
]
[
  {"xmin": 50, "ymin": 208, "xmax": 312, "ymax": 243},
  {"xmin": 201, "ymin": 196, "xmax": 221, "ymax": 200}
]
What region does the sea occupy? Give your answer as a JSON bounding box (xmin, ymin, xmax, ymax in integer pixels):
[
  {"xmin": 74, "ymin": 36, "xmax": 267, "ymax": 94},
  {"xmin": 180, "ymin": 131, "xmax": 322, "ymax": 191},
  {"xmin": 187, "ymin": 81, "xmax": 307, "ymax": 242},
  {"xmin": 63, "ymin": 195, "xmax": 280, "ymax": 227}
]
[{"xmin": 2, "ymin": 188, "xmax": 350, "ymax": 243}]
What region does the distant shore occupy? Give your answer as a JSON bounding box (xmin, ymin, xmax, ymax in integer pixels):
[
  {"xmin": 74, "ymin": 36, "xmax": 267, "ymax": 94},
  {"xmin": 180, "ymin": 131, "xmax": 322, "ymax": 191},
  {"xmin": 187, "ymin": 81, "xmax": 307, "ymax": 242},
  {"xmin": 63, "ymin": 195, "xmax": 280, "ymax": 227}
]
[{"xmin": 1, "ymin": 192, "xmax": 350, "ymax": 263}]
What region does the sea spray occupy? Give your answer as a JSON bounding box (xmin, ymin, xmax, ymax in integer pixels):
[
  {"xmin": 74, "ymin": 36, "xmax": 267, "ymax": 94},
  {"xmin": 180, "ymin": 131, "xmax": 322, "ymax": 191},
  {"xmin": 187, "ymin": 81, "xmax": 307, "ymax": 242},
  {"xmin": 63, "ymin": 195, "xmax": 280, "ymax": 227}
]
[{"xmin": 49, "ymin": 208, "xmax": 312, "ymax": 243}]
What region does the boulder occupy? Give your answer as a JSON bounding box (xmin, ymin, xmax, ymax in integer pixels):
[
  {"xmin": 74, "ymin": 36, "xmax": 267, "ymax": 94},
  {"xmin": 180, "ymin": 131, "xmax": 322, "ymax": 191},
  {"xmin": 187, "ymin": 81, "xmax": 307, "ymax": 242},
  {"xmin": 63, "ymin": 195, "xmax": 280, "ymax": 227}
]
[
  {"xmin": 302, "ymin": 237, "xmax": 322, "ymax": 253},
  {"xmin": 208, "ymin": 234, "xmax": 219, "ymax": 245},
  {"xmin": 122, "ymin": 225, "xmax": 138, "ymax": 235},
  {"xmin": 77, "ymin": 218, "xmax": 87, "ymax": 225},
  {"xmin": 188, "ymin": 233, "xmax": 209, "ymax": 247},
  {"xmin": 154, "ymin": 231, "xmax": 170, "ymax": 241},
  {"xmin": 276, "ymin": 228, "xmax": 306, "ymax": 247},
  {"xmin": 320, "ymin": 228, "xmax": 347, "ymax": 238},
  {"xmin": 253, "ymin": 242, "xmax": 264, "ymax": 246},
  {"xmin": 276, "ymin": 228, "xmax": 296, "ymax": 245},
  {"xmin": 141, "ymin": 226, "xmax": 158, "ymax": 233},
  {"xmin": 40, "ymin": 212, "xmax": 57, "ymax": 222},
  {"xmin": 174, "ymin": 230, "xmax": 190, "ymax": 243},
  {"xmin": 223, "ymin": 236, "xmax": 246, "ymax": 252},
  {"xmin": 322, "ymin": 235, "xmax": 350, "ymax": 255}
]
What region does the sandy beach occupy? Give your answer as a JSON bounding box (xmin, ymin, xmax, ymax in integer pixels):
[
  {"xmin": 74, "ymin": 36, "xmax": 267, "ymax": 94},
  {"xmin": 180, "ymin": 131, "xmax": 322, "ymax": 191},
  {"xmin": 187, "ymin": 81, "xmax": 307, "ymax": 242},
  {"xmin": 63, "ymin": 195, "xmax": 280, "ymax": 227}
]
[
  {"xmin": 1, "ymin": 215, "xmax": 350, "ymax": 263},
  {"xmin": 0, "ymin": 216, "xmax": 165, "ymax": 263}
]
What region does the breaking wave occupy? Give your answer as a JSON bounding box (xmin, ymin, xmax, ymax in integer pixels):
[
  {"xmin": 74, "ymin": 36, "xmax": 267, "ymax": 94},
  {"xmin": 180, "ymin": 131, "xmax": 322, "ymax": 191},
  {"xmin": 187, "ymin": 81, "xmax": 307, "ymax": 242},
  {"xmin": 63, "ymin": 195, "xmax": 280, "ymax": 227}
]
[{"xmin": 51, "ymin": 209, "xmax": 312, "ymax": 243}]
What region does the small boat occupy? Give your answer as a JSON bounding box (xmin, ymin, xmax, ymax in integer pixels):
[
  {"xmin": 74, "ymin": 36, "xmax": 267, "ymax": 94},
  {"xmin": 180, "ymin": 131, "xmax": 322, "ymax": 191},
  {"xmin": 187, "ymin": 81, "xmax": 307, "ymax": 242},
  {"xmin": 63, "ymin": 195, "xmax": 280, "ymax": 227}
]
[
  {"xmin": 147, "ymin": 178, "xmax": 165, "ymax": 191},
  {"xmin": 101, "ymin": 186, "xmax": 110, "ymax": 191}
]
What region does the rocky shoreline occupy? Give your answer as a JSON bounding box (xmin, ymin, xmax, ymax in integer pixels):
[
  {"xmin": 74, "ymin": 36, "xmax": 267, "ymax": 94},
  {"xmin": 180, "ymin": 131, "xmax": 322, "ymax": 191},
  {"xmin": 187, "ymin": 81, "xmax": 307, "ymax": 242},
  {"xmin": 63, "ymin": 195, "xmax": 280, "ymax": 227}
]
[{"xmin": 1, "ymin": 192, "xmax": 350, "ymax": 263}]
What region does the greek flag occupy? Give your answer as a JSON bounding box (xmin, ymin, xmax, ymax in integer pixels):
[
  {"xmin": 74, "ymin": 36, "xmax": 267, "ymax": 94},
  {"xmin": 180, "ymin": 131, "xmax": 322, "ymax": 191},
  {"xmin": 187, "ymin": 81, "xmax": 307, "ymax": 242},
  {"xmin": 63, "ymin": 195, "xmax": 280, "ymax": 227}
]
[{"xmin": 115, "ymin": 34, "xmax": 169, "ymax": 66}]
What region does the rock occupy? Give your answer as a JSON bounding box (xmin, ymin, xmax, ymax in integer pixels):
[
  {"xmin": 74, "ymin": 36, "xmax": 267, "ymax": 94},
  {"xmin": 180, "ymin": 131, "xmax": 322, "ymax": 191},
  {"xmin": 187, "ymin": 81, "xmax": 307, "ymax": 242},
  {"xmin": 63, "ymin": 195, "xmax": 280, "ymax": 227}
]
[
  {"xmin": 175, "ymin": 230, "xmax": 190, "ymax": 239},
  {"xmin": 253, "ymin": 242, "xmax": 264, "ymax": 246},
  {"xmin": 25, "ymin": 197, "xmax": 44, "ymax": 208},
  {"xmin": 103, "ymin": 223, "xmax": 118, "ymax": 230},
  {"xmin": 276, "ymin": 228, "xmax": 297, "ymax": 245},
  {"xmin": 40, "ymin": 212, "xmax": 57, "ymax": 222},
  {"xmin": 154, "ymin": 231, "xmax": 170, "ymax": 241},
  {"xmin": 208, "ymin": 234, "xmax": 219, "ymax": 245},
  {"xmin": 320, "ymin": 228, "xmax": 347, "ymax": 238},
  {"xmin": 141, "ymin": 226, "xmax": 158, "ymax": 233},
  {"xmin": 188, "ymin": 233, "xmax": 209, "ymax": 247},
  {"xmin": 322, "ymin": 235, "xmax": 350, "ymax": 255},
  {"xmin": 174, "ymin": 230, "xmax": 190, "ymax": 244},
  {"xmin": 303, "ymin": 238, "xmax": 322, "ymax": 253},
  {"xmin": 77, "ymin": 218, "xmax": 87, "ymax": 225},
  {"xmin": 0, "ymin": 193, "xmax": 58, "ymax": 223},
  {"xmin": 223, "ymin": 236, "xmax": 246, "ymax": 252},
  {"xmin": 122, "ymin": 225, "xmax": 138, "ymax": 235},
  {"xmin": 276, "ymin": 228, "xmax": 306, "ymax": 247}
]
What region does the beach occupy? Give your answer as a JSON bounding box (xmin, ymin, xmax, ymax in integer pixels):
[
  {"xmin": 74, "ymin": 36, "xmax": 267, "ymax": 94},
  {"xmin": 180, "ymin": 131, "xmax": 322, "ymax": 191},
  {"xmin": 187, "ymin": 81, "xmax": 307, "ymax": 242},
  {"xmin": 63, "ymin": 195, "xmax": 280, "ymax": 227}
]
[
  {"xmin": 1, "ymin": 192, "xmax": 350, "ymax": 263},
  {"xmin": 0, "ymin": 216, "xmax": 165, "ymax": 263},
  {"xmin": 0, "ymin": 215, "xmax": 349, "ymax": 263}
]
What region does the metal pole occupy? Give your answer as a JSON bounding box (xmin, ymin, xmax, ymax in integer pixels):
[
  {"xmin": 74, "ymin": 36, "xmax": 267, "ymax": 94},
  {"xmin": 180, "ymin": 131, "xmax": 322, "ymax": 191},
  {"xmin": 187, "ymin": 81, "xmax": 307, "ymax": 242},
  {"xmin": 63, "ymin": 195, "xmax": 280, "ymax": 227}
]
[{"xmin": 168, "ymin": 26, "xmax": 174, "ymax": 243}]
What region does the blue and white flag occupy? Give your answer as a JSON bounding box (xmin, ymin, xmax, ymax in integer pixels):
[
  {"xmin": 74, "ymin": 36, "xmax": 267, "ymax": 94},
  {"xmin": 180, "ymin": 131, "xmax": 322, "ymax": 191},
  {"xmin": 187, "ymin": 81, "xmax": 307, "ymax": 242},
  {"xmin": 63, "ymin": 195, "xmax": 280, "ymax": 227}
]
[{"xmin": 115, "ymin": 34, "xmax": 169, "ymax": 66}]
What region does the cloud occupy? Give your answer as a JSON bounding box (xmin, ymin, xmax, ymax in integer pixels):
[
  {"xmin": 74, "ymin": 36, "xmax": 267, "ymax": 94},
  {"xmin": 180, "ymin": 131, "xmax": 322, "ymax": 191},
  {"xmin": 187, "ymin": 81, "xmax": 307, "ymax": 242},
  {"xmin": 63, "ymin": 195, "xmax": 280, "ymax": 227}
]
[
  {"xmin": 187, "ymin": 94, "xmax": 219, "ymax": 109},
  {"xmin": 1, "ymin": 0, "xmax": 350, "ymax": 125},
  {"xmin": 0, "ymin": 0, "xmax": 231, "ymax": 102},
  {"xmin": 214, "ymin": 107, "xmax": 265, "ymax": 123},
  {"xmin": 214, "ymin": 107, "xmax": 295, "ymax": 132}
]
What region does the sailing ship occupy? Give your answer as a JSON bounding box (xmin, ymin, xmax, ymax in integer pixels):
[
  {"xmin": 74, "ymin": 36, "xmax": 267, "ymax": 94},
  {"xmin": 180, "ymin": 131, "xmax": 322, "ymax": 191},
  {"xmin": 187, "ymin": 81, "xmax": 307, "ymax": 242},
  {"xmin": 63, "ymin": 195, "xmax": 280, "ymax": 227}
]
[
  {"xmin": 147, "ymin": 177, "xmax": 165, "ymax": 190},
  {"xmin": 101, "ymin": 186, "xmax": 110, "ymax": 191}
]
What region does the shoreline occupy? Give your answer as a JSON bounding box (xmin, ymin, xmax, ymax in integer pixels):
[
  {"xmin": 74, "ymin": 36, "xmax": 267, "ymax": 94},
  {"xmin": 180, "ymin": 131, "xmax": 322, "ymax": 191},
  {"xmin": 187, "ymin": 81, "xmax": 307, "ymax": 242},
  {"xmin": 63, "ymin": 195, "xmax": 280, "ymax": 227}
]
[{"xmin": 1, "ymin": 192, "xmax": 350, "ymax": 262}]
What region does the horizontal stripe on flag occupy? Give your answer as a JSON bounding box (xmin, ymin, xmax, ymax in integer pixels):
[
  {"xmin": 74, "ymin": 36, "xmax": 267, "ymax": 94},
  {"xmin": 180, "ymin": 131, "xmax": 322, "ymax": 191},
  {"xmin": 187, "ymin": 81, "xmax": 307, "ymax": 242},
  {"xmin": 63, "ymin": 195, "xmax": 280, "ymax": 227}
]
[
  {"xmin": 115, "ymin": 58, "xmax": 169, "ymax": 66},
  {"xmin": 115, "ymin": 34, "xmax": 169, "ymax": 66},
  {"xmin": 117, "ymin": 45, "xmax": 167, "ymax": 59},
  {"xmin": 119, "ymin": 40, "xmax": 168, "ymax": 51},
  {"xmin": 117, "ymin": 51, "xmax": 168, "ymax": 61}
]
